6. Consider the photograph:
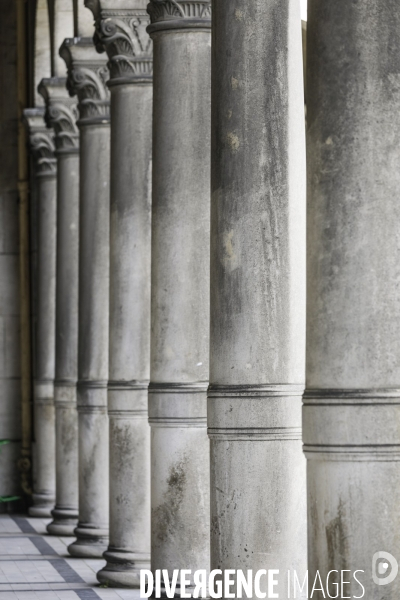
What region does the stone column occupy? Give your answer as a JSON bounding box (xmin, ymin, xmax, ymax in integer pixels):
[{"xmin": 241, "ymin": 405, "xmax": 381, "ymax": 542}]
[
  {"xmin": 305, "ymin": 3, "xmax": 400, "ymax": 598},
  {"xmin": 85, "ymin": 0, "xmax": 153, "ymax": 587},
  {"xmin": 209, "ymin": 0, "xmax": 306, "ymax": 597},
  {"xmin": 147, "ymin": 1, "xmax": 211, "ymax": 590},
  {"xmin": 23, "ymin": 109, "xmax": 57, "ymax": 518},
  {"xmin": 38, "ymin": 78, "xmax": 80, "ymax": 536},
  {"xmin": 60, "ymin": 38, "xmax": 111, "ymax": 558}
]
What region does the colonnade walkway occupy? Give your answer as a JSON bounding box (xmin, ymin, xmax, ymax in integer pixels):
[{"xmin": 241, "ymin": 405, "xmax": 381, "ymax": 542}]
[{"xmin": 0, "ymin": 515, "xmax": 139, "ymax": 600}]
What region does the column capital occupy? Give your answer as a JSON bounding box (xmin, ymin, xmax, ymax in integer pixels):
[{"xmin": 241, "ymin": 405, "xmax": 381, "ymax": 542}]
[
  {"xmin": 59, "ymin": 37, "xmax": 110, "ymax": 127},
  {"xmin": 23, "ymin": 108, "xmax": 57, "ymax": 177},
  {"xmin": 85, "ymin": 0, "xmax": 153, "ymax": 86},
  {"xmin": 38, "ymin": 78, "xmax": 80, "ymax": 155},
  {"xmin": 146, "ymin": 0, "xmax": 211, "ymax": 34}
]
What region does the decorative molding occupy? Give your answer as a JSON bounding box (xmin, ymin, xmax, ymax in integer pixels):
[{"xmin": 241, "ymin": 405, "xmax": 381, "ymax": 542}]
[
  {"xmin": 108, "ymin": 380, "xmax": 149, "ymax": 390},
  {"xmin": 303, "ymin": 446, "xmax": 400, "ymax": 462},
  {"xmin": 60, "ymin": 38, "xmax": 111, "ymax": 126},
  {"xmin": 147, "ymin": 0, "xmax": 211, "ymax": 31},
  {"xmin": 77, "ymin": 379, "xmax": 108, "ymax": 389},
  {"xmin": 207, "ymin": 426, "xmax": 302, "ymax": 441},
  {"xmin": 29, "ymin": 134, "xmax": 57, "ymax": 175},
  {"xmin": 149, "ymin": 417, "xmax": 207, "ymax": 428},
  {"xmin": 23, "ymin": 109, "xmax": 57, "ymax": 177},
  {"xmin": 67, "ymin": 65, "xmax": 110, "ymax": 122},
  {"xmin": 149, "ymin": 382, "xmax": 208, "ymax": 393},
  {"xmin": 208, "ymin": 383, "xmax": 304, "ymax": 397},
  {"xmin": 38, "ymin": 78, "xmax": 80, "ymax": 154},
  {"xmin": 85, "ymin": 1, "xmax": 153, "ymax": 85},
  {"xmin": 303, "ymin": 388, "xmax": 400, "ymax": 405},
  {"xmin": 47, "ymin": 104, "xmax": 80, "ymax": 152}
]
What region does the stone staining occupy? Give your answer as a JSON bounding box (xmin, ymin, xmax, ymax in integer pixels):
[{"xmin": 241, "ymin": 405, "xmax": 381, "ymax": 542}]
[
  {"xmin": 60, "ymin": 38, "xmax": 111, "ymax": 558},
  {"xmin": 305, "ymin": 2, "xmax": 400, "ymax": 598},
  {"xmin": 209, "ymin": 0, "xmax": 307, "ymax": 597},
  {"xmin": 147, "ymin": 0, "xmax": 211, "ymax": 591},
  {"xmin": 23, "ymin": 108, "xmax": 57, "ymax": 518},
  {"xmin": 38, "ymin": 78, "xmax": 80, "ymax": 536},
  {"xmin": 85, "ymin": 0, "xmax": 153, "ymax": 588}
]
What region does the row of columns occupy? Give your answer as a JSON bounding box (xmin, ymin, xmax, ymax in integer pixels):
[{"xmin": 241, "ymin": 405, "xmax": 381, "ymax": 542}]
[{"xmin": 23, "ymin": 0, "xmax": 400, "ymax": 598}]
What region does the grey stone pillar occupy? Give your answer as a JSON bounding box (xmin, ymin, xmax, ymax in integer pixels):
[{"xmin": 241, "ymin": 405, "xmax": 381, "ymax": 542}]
[
  {"xmin": 85, "ymin": 0, "xmax": 153, "ymax": 587},
  {"xmin": 60, "ymin": 38, "xmax": 111, "ymax": 558},
  {"xmin": 209, "ymin": 0, "xmax": 306, "ymax": 597},
  {"xmin": 38, "ymin": 78, "xmax": 80, "ymax": 536},
  {"xmin": 305, "ymin": 3, "xmax": 400, "ymax": 598},
  {"xmin": 147, "ymin": 1, "xmax": 211, "ymax": 590},
  {"xmin": 23, "ymin": 109, "xmax": 57, "ymax": 518}
]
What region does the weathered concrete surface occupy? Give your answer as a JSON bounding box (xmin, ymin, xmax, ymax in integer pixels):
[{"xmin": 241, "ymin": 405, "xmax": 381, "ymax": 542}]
[
  {"xmin": 38, "ymin": 77, "xmax": 80, "ymax": 536},
  {"xmin": 147, "ymin": 0, "xmax": 211, "ymax": 590},
  {"xmin": 209, "ymin": 0, "xmax": 306, "ymax": 596},
  {"xmin": 60, "ymin": 37, "xmax": 110, "ymax": 558},
  {"xmin": 23, "ymin": 109, "xmax": 57, "ymax": 518},
  {"xmin": 86, "ymin": 0, "xmax": 153, "ymax": 588},
  {"xmin": 305, "ymin": 2, "xmax": 400, "ymax": 598}
]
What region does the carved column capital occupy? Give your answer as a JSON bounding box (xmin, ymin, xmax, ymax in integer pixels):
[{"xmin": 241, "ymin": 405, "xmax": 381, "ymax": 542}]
[
  {"xmin": 59, "ymin": 38, "xmax": 110, "ymax": 127},
  {"xmin": 23, "ymin": 109, "xmax": 57, "ymax": 177},
  {"xmin": 85, "ymin": 1, "xmax": 153, "ymax": 85},
  {"xmin": 38, "ymin": 78, "xmax": 80, "ymax": 155},
  {"xmin": 146, "ymin": 0, "xmax": 211, "ymax": 33}
]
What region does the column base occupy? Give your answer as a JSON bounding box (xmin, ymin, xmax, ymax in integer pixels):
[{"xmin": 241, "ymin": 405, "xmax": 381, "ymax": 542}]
[
  {"xmin": 97, "ymin": 549, "xmax": 150, "ymax": 588},
  {"xmin": 68, "ymin": 524, "xmax": 108, "ymax": 558},
  {"xmin": 47, "ymin": 507, "xmax": 78, "ymax": 536},
  {"xmin": 29, "ymin": 493, "xmax": 55, "ymax": 518}
]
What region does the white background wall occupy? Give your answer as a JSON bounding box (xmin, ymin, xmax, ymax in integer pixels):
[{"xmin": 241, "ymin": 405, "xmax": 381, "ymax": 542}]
[{"xmin": 301, "ymin": 0, "xmax": 307, "ymax": 21}]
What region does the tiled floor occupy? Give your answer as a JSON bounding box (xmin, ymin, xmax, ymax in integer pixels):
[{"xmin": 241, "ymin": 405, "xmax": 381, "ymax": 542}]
[{"xmin": 0, "ymin": 515, "xmax": 141, "ymax": 600}]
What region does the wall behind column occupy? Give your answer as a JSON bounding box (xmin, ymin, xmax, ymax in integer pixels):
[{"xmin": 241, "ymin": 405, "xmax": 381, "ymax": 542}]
[
  {"xmin": 0, "ymin": 0, "xmax": 22, "ymax": 499},
  {"xmin": 53, "ymin": 0, "xmax": 74, "ymax": 76}
]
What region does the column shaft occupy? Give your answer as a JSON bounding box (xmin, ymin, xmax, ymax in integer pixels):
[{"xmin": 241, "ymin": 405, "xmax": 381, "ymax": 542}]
[
  {"xmin": 209, "ymin": 0, "xmax": 306, "ymax": 596},
  {"xmin": 73, "ymin": 121, "xmax": 110, "ymax": 557},
  {"xmin": 305, "ymin": 2, "xmax": 400, "ymax": 598},
  {"xmin": 32, "ymin": 171, "xmax": 57, "ymax": 517},
  {"xmin": 51, "ymin": 152, "xmax": 79, "ymax": 534},
  {"xmin": 99, "ymin": 80, "xmax": 152, "ymax": 587},
  {"xmin": 61, "ymin": 37, "xmax": 111, "ymax": 558},
  {"xmin": 147, "ymin": 1, "xmax": 211, "ymax": 590},
  {"xmin": 23, "ymin": 109, "xmax": 57, "ymax": 518}
]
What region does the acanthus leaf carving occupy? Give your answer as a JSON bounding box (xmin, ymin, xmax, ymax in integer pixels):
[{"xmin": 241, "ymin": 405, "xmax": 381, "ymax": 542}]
[
  {"xmin": 68, "ymin": 65, "xmax": 110, "ymax": 122},
  {"xmin": 47, "ymin": 103, "xmax": 80, "ymax": 153},
  {"xmin": 68, "ymin": 65, "xmax": 109, "ymax": 100},
  {"xmin": 147, "ymin": 0, "xmax": 212, "ymax": 24},
  {"xmin": 60, "ymin": 38, "xmax": 111, "ymax": 126},
  {"xmin": 30, "ymin": 133, "xmax": 57, "ymax": 175},
  {"xmin": 88, "ymin": 8, "xmax": 153, "ymax": 84},
  {"xmin": 23, "ymin": 109, "xmax": 57, "ymax": 176}
]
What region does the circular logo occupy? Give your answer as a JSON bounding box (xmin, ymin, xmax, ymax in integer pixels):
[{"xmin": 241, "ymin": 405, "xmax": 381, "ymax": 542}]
[{"xmin": 372, "ymin": 551, "xmax": 399, "ymax": 586}]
